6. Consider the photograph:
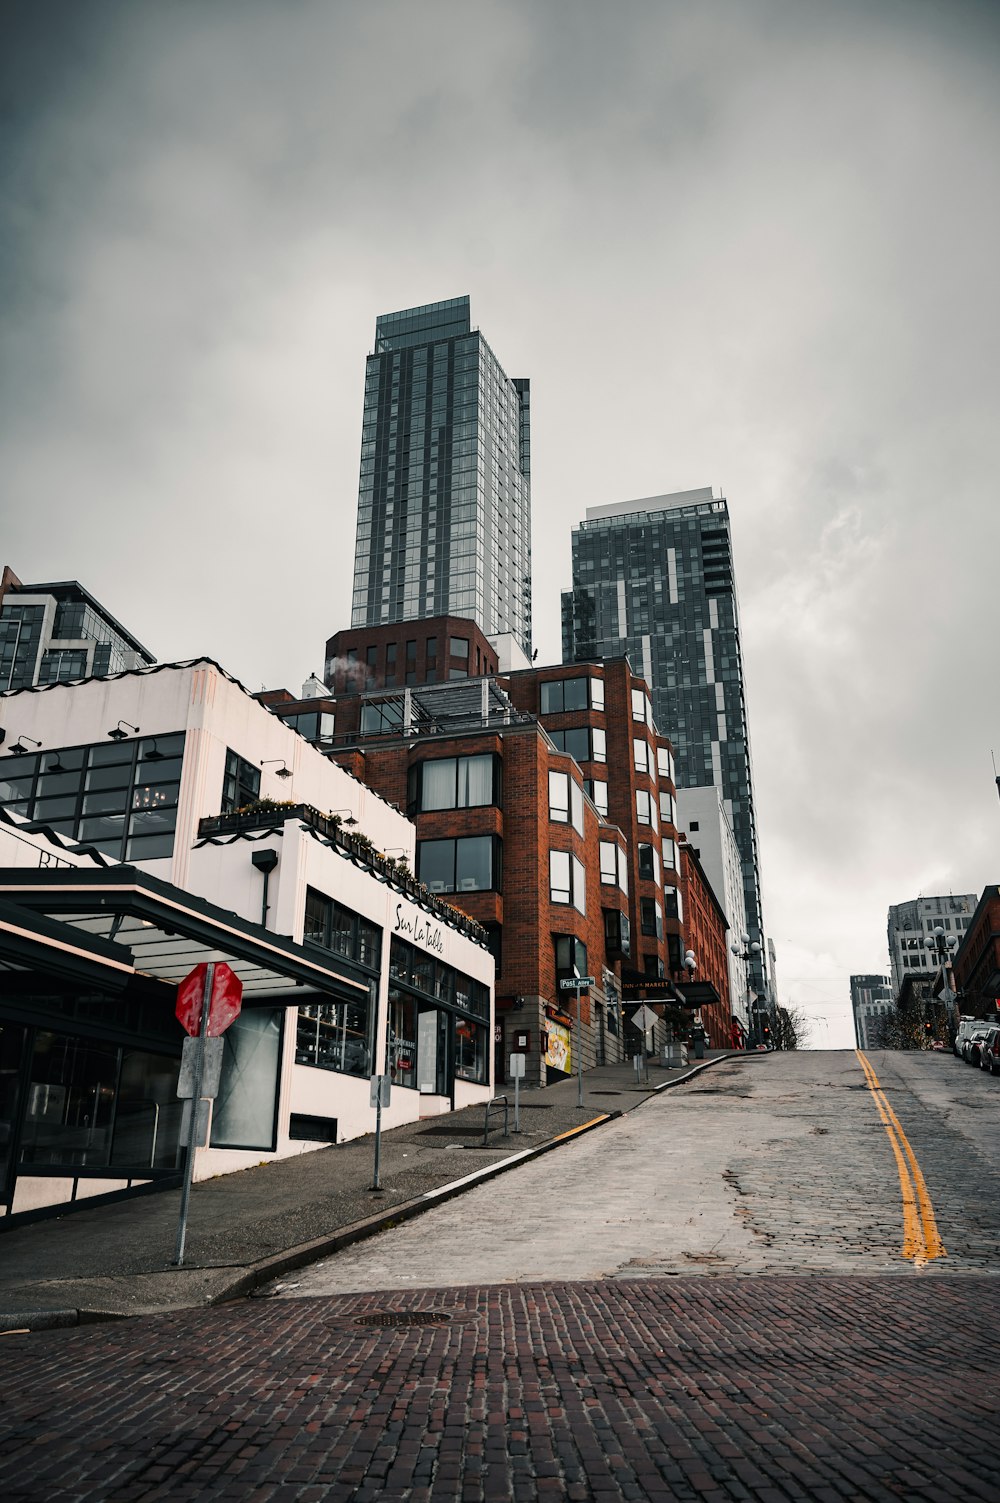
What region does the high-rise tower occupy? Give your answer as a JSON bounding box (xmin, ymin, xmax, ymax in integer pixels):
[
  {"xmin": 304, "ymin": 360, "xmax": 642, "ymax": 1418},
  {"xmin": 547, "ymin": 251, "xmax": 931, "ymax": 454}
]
[
  {"xmin": 561, "ymin": 486, "xmax": 767, "ymax": 993},
  {"xmin": 351, "ymin": 296, "xmax": 531, "ymax": 655}
]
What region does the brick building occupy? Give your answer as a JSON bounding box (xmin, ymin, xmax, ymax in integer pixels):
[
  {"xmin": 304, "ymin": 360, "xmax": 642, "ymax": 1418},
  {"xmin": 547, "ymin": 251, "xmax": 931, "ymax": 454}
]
[
  {"xmin": 314, "ymin": 628, "xmax": 689, "ymax": 1085},
  {"xmin": 679, "ymin": 839, "xmax": 736, "ymax": 1048},
  {"xmin": 953, "ymin": 885, "xmax": 1000, "ymax": 1020},
  {"xmin": 325, "ymin": 616, "xmax": 499, "ymax": 696}
]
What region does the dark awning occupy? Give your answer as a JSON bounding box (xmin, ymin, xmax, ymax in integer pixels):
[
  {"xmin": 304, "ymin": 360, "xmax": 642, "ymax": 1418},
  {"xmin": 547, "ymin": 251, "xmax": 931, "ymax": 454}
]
[{"xmin": 0, "ymin": 865, "xmax": 369, "ymax": 1004}]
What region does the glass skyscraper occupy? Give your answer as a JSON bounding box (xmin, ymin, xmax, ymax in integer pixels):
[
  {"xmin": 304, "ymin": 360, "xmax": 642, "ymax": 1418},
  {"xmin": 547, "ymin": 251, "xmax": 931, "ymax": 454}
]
[
  {"xmin": 351, "ymin": 296, "xmax": 531, "ymax": 655},
  {"xmin": 561, "ymin": 487, "xmax": 767, "ymax": 994}
]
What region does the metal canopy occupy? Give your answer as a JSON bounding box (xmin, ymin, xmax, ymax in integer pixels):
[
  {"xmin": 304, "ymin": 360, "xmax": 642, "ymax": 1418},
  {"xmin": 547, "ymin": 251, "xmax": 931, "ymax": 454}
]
[{"xmin": 0, "ymin": 866, "xmax": 369, "ymax": 1004}]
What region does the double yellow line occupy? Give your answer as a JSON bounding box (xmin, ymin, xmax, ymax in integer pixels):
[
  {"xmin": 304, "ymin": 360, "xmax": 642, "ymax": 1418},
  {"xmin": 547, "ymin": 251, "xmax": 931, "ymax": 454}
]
[{"xmin": 856, "ymin": 1050, "xmax": 945, "ymax": 1264}]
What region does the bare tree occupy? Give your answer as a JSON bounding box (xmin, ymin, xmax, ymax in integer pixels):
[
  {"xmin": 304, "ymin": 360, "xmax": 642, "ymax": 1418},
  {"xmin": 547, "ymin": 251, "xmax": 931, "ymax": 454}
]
[{"xmin": 772, "ymin": 1003, "xmax": 808, "ymax": 1050}]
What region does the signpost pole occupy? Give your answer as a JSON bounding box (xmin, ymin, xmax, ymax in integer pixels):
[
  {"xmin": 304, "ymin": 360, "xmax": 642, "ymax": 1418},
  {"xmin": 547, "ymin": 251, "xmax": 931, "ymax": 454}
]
[
  {"xmin": 370, "ymin": 1074, "xmax": 389, "ymax": 1192},
  {"xmin": 173, "ymin": 962, "xmax": 213, "ymax": 1267},
  {"xmin": 373, "ymin": 1089, "xmax": 383, "ymax": 1192},
  {"xmin": 575, "ymin": 981, "xmax": 584, "ymax": 1108}
]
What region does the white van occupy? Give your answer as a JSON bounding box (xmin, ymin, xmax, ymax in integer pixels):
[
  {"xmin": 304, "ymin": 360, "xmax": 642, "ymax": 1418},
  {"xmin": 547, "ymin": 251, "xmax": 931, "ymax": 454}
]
[{"xmin": 954, "ymin": 1016, "xmax": 989, "ymax": 1059}]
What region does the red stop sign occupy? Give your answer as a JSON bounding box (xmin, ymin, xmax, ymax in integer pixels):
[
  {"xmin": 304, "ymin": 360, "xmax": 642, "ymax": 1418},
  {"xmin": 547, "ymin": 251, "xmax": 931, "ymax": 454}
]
[{"xmin": 176, "ymin": 961, "xmax": 243, "ymax": 1037}]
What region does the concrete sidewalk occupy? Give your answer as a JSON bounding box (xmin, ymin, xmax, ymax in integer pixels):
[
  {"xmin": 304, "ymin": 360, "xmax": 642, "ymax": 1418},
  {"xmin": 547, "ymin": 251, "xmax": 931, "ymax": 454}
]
[{"xmin": 0, "ymin": 1051, "xmax": 748, "ymax": 1330}]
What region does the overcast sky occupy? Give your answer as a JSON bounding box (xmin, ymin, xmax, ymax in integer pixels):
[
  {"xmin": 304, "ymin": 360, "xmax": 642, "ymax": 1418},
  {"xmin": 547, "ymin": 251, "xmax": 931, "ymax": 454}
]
[{"xmin": 3, "ymin": 0, "xmax": 999, "ymax": 1047}]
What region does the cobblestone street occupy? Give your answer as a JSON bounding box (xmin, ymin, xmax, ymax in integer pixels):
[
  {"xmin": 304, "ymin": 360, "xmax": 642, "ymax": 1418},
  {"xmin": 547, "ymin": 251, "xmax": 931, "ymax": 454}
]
[
  {"xmin": 3, "ymin": 1050, "xmax": 998, "ymax": 1500},
  {"xmin": 1, "ymin": 1278, "xmax": 997, "ymax": 1502}
]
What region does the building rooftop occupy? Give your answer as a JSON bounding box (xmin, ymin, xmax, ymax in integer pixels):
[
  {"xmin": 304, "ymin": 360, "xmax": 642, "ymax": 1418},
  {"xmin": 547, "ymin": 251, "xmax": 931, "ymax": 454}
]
[
  {"xmin": 584, "ymin": 488, "xmax": 720, "ymax": 523},
  {"xmin": 374, "ymin": 296, "xmax": 472, "ymax": 353}
]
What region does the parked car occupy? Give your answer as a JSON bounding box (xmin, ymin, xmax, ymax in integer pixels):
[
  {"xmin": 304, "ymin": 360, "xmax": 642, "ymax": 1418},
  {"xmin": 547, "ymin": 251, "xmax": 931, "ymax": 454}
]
[
  {"xmin": 954, "ymin": 1018, "xmax": 984, "ymax": 1059},
  {"xmin": 963, "ymin": 1026, "xmax": 992, "ymax": 1066},
  {"xmin": 979, "ymin": 1026, "xmax": 1000, "ymax": 1075}
]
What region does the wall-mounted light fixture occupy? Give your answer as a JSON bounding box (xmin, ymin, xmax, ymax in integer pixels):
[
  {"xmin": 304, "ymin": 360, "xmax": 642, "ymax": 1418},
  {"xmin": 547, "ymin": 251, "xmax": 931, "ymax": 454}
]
[
  {"xmin": 331, "ymin": 808, "xmax": 358, "ymax": 825},
  {"xmin": 262, "ymin": 758, "xmax": 293, "ymax": 779},
  {"xmin": 9, "ymin": 736, "xmax": 41, "ymax": 756},
  {"xmin": 143, "ymin": 740, "xmax": 166, "ymax": 762},
  {"xmin": 251, "ymin": 846, "xmax": 280, "ymax": 927},
  {"xmin": 108, "ymin": 720, "xmax": 140, "ymax": 742}
]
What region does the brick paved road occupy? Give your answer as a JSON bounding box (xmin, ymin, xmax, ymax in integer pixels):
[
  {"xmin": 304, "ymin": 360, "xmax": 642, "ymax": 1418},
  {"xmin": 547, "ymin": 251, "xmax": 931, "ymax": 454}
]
[{"xmin": 1, "ymin": 1279, "xmax": 996, "ymax": 1502}]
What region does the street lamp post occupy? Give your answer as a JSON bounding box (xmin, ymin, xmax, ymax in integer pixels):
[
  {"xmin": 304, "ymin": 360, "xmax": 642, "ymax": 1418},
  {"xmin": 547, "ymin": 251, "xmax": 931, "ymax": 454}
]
[
  {"xmin": 731, "ymin": 934, "xmax": 763, "ymax": 1048},
  {"xmin": 924, "ymin": 926, "xmax": 960, "ymax": 1042}
]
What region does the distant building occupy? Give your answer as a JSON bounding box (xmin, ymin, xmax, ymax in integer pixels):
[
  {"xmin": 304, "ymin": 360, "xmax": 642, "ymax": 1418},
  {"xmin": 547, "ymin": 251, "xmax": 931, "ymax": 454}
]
[
  {"xmin": 678, "ymin": 839, "xmax": 735, "ymax": 1048},
  {"xmin": 325, "ymin": 615, "xmax": 500, "ymax": 697},
  {"xmin": 0, "ymin": 565, "xmax": 154, "ymax": 691},
  {"xmin": 850, "ymin": 974, "xmax": 894, "ymax": 1049},
  {"xmin": 350, "ymin": 297, "xmax": 532, "ymax": 655},
  {"xmin": 676, "ymin": 784, "xmax": 750, "ymax": 1036},
  {"xmin": 561, "ymin": 487, "xmax": 767, "ymax": 1000},
  {"xmin": 886, "ymin": 894, "xmax": 977, "ymax": 998},
  {"xmin": 953, "ymin": 886, "xmax": 1000, "ymax": 1020}
]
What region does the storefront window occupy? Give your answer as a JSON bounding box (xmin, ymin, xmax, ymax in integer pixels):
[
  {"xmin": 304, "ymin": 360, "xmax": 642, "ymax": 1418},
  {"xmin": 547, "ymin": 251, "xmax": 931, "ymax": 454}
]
[
  {"xmin": 210, "ymin": 1009, "xmax": 282, "ymax": 1151},
  {"xmin": 455, "ymin": 1016, "xmax": 486, "ymax": 1082},
  {"xmin": 388, "ymin": 989, "xmax": 418, "ymax": 1089},
  {"xmin": 296, "ymin": 991, "xmax": 373, "ymax": 1077},
  {"xmin": 17, "ymin": 1029, "xmax": 183, "ymax": 1172}
]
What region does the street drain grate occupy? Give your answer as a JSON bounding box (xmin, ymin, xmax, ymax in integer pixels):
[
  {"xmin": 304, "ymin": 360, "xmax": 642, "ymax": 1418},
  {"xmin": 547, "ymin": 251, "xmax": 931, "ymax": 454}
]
[{"xmin": 353, "ymin": 1311, "xmax": 452, "ymax": 1328}]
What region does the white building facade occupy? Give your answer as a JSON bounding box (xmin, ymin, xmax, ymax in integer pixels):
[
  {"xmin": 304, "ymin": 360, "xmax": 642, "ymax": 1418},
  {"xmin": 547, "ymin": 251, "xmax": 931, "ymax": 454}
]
[
  {"xmin": 887, "ymin": 894, "xmax": 977, "ymax": 999},
  {"xmin": 0, "ymin": 660, "xmax": 494, "ymax": 1221}
]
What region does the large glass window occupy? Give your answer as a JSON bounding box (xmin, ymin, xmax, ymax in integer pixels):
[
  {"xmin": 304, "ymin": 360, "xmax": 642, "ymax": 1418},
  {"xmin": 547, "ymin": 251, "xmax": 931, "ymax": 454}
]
[
  {"xmin": 548, "ymin": 770, "xmax": 570, "ymax": 822},
  {"xmin": 540, "ymin": 677, "xmax": 590, "ymax": 714},
  {"xmin": 361, "ymin": 699, "xmax": 405, "ymax": 736},
  {"xmin": 222, "ymin": 747, "xmax": 260, "ymax": 814},
  {"xmin": 210, "ymin": 1009, "xmax": 282, "ymax": 1150},
  {"xmin": 303, "ymin": 889, "xmax": 382, "ymax": 970},
  {"xmin": 296, "ymin": 992, "xmax": 373, "ymax": 1077},
  {"xmin": 640, "ymin": 897, "xmax": 664, "ymax": 938},
  {"xmin": 638, "ymin": 843, "xmax": 659, "ymax": 882},
  {"xmin": 410, "ymin": 754, "xmax": 496, "ymax": 812},
  {"xmin": 603, "ymin": 909, "xmax": 631, "ymax": 957},
  {"xmin": 660, "ymin": 791, "xmax": 675, "ymax": 825},
  {"xmin": 554, "ymin": 935, "xmax": 588, "ymax": 977},
  {"xmin": 454, "ymin": 1016, "xmax": 487, "ymax": 1083},
  {"xmin": 0, "ymin": 733, "xmax": 185, "ymax": 861},
  {"xmin": 417, "ymin": 835, "xmax": 499, "ymax": 893},
  {"xmin": 17, "ymin": 1030, "xmax": 183, "ymax": 1172},
  {"xmin": 549, "ymin": 772, "xmax": 584, "ymax": 834},
  {"xmin": 550, "ymin": 850, "xmax": 586, "ymax": 914},
  {"xmin": 549, "ymin": 726, "xmax": 605, "ymax": 764},
  {"xmin": 585, "ymin": 779, "xmax": 609, "ymax": 816}
]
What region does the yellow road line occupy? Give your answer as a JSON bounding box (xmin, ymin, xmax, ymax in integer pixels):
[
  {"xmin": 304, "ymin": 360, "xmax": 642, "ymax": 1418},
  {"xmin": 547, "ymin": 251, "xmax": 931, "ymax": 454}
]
[{"xmin": 856, "ymin": 1050, "xmax": 945, "ymax": 1263}]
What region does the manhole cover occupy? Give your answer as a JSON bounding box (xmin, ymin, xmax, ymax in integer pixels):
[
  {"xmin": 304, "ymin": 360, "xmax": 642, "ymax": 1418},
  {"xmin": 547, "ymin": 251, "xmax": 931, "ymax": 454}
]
[{"xmin": 353, "ymin": 1311, "xmax": 452, "ymax": 1328}]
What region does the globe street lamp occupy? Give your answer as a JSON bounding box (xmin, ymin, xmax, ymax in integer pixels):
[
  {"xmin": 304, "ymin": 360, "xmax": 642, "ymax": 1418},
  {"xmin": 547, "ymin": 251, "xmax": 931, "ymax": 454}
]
[
  {"xmin": 731, "ymin": 934, "xmax": 763, "ymax": 1048},
  {"xmin": 924, "ymin": 925, "xmax": 960, "ymax": 1043}
]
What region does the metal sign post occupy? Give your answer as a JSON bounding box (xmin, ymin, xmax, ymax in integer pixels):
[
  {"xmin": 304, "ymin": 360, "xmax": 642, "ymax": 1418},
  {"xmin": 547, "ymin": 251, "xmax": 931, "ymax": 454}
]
[
  {"xmin": 173, "ymin": 962, "xmax": 213, "ymax": 1267},
  {"xmin": 560, "ymin": 975, "xmax": 595, "ymax": 1108},
  {"xmin": 509, "ymin": 1052, "xmax": 525, "ymax": 1132},
  {"xmin": 370, "ymin": 1074, "xmax": 391, "ymax": 1191}
]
